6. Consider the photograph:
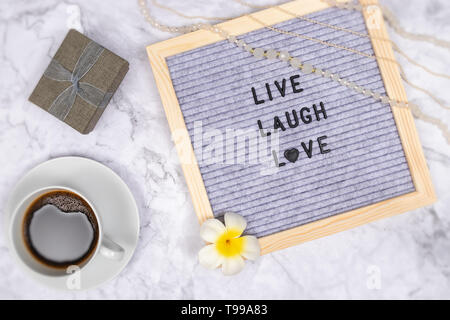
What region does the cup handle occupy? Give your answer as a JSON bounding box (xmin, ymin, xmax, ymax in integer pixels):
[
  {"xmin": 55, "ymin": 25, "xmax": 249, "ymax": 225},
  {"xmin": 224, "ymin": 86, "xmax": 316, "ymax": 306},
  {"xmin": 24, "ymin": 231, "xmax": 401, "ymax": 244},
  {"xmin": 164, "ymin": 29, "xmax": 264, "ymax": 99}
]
[{"xmin": 99, "ymin": 235, "xmax": 125, "ymax": 261}]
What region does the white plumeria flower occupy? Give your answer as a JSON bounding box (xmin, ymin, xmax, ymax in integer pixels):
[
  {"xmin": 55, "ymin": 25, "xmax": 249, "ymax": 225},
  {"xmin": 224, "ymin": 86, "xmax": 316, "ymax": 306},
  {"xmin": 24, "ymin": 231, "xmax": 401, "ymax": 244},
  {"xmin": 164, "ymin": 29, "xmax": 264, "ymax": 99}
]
[{"xmin": 198, "ymin": 212, "xmax": 260, "ymax": 276}]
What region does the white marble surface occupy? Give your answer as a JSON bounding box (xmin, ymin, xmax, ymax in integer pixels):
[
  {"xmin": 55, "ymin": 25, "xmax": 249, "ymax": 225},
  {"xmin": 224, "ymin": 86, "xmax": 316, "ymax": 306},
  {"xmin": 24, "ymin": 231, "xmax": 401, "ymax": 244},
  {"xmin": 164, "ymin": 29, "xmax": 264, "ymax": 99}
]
[{"xmin": 0, "ymin": 0, "xmax": 449, "ymax": 299}]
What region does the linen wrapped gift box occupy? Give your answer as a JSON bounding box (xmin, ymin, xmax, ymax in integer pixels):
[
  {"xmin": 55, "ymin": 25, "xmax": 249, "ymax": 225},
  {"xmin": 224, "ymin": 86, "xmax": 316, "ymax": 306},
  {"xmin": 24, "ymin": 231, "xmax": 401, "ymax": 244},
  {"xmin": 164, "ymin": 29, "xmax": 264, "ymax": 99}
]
[{"xmin": 29, "ymin": 29, "xmax": 129, "ymax": 134}]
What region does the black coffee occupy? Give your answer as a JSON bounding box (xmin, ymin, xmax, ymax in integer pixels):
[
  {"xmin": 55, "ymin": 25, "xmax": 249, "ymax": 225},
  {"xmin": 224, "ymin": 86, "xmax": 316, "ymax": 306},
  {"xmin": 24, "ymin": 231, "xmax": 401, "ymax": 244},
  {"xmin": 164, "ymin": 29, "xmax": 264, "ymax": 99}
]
[{"xmin": 22, "ymin": 190, "xmax": 99, "ymax": 269}]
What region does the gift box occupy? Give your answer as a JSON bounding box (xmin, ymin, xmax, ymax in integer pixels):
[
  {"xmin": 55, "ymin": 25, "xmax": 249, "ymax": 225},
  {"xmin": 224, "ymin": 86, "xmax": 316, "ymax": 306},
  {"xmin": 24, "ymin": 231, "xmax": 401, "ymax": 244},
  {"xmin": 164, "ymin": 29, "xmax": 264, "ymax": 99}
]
[{"xmin": 29, "ymin": 29, "xmax": 129, "ymax": 134}]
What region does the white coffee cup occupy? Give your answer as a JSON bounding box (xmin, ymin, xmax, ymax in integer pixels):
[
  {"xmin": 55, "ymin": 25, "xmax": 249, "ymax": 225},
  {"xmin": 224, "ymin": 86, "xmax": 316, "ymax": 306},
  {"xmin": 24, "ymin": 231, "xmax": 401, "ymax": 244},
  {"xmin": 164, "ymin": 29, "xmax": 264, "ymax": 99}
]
[{"xmin": 8, "ymin": 186, "xmax": 124, "ymax": 277}]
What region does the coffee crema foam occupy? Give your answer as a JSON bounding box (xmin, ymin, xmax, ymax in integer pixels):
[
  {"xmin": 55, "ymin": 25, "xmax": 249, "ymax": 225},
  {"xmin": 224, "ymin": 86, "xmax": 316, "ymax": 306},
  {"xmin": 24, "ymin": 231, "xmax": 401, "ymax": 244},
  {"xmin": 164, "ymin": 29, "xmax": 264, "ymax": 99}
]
[{"xmin": 22, "ymin": 191, "xmax": 99, "ymax": 269}]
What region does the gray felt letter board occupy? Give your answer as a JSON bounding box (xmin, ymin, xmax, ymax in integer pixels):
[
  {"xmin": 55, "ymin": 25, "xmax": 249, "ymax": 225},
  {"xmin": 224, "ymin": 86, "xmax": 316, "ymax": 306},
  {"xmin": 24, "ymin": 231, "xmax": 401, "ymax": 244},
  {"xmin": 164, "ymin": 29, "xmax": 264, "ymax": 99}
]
[{"xmin": 147, "ymin": 1, "xmax": 435, "ymax": 253}]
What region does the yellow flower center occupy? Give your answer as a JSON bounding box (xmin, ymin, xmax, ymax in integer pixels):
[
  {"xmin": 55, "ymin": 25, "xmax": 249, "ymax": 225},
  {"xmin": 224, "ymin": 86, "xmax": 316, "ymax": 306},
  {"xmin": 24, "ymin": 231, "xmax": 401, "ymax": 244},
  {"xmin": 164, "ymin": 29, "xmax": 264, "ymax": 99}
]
[{"xmin": 216, "ymin": 229, "xmax": 245, "ymax": 257}]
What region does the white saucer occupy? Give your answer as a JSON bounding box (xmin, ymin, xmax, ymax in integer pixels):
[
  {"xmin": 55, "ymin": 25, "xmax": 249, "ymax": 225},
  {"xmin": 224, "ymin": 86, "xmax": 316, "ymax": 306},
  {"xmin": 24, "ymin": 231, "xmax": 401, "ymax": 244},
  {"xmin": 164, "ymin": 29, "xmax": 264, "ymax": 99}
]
[{"xmin": 4, "ymin": 156, "xmax": 140, "ymax": 290}]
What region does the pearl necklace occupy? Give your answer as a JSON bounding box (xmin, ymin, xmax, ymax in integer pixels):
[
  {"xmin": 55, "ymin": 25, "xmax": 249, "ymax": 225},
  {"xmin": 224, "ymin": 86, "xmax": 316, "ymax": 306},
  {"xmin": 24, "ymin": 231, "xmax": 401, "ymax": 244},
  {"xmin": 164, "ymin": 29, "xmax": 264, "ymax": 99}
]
[
  {"xmin": 138, "ymin": 0, "xmax": 407, "ymax": 109},
  {"xmin": 139, "ymin": 0, "xmax": 450, "ymax": 144}
]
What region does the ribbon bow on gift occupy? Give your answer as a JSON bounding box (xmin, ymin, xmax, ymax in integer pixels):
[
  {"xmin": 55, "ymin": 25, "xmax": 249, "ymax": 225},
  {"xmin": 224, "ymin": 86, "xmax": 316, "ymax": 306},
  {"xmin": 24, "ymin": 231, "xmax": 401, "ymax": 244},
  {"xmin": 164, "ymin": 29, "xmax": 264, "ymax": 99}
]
[{"xmin": 44, "ymin": 41, "xmax": 112, "ymax": 120}]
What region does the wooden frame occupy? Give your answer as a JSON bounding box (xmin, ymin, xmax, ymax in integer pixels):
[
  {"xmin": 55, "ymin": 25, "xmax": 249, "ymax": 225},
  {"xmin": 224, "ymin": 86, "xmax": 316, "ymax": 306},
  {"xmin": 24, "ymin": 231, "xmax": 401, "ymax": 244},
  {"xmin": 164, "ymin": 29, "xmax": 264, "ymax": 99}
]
[{"xmin": 146, "ymin": 0, "xmax": 436, "ymax": 254}]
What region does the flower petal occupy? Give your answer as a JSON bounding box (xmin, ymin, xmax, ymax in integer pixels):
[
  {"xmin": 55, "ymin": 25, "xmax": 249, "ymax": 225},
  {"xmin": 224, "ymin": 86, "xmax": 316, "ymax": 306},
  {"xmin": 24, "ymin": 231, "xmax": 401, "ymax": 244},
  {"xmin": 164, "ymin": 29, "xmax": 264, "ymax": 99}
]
[
  {"xmin": 221, "ymin": 255, "xmax": 245, "ymax": 276},
  {"xmin": 198, "ymin": 244, "xmax": 224, "ymax": 270},
  {"xmin": 224, "ymin": 212, "xmax": 247, "ymax": 237},
  {"xmin": 200, "ymin": 219, "xmax": 226, "ymax": 243},
  {"xmin": 241, "ymin": 236, "xmax": 260, "ymax": 260}
]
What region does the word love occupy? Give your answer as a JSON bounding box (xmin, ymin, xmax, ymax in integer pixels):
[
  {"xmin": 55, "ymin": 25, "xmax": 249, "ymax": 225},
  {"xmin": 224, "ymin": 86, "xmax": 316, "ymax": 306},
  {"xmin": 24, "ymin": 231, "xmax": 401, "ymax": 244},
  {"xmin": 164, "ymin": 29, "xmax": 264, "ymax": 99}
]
[{"xmin": 281, "ymin": 136, "xmax": 330, "ymax": 165}]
